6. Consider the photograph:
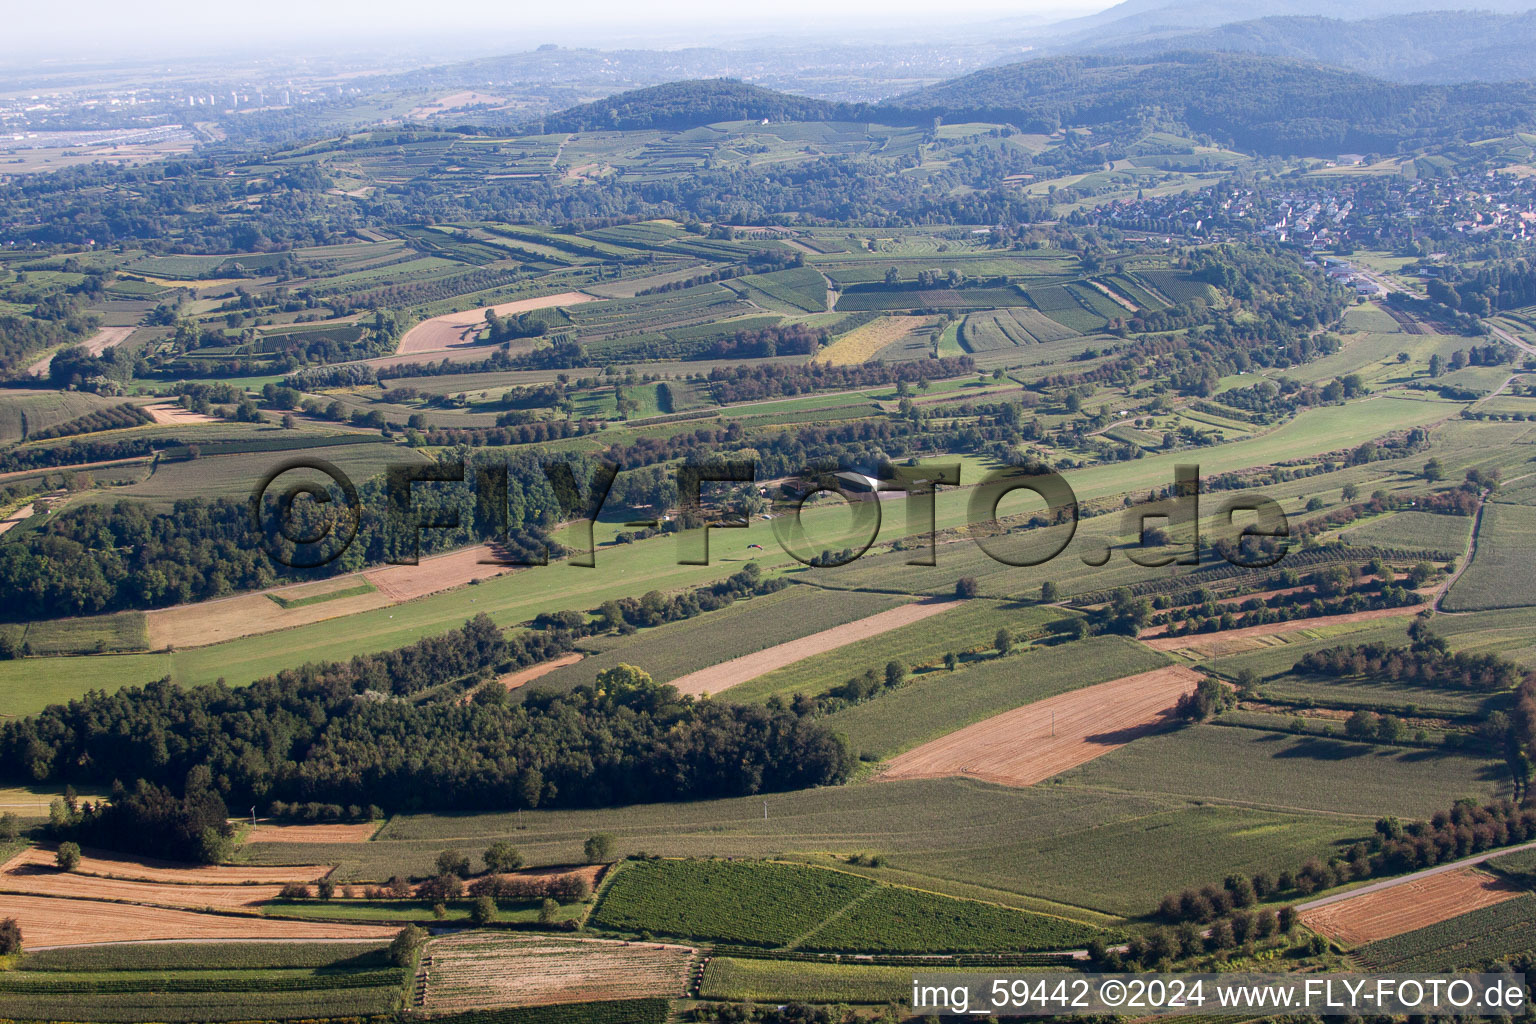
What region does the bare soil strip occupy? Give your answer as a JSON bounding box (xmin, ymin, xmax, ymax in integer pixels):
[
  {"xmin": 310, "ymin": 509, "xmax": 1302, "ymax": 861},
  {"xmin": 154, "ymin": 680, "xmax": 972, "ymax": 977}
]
[
  {"xmin": 1141, "ymin": 605, "xmax": 1424, "ymax": 655},
  {"xmin": 2, "ymin": 845, "xmax": 329, "ymax": 884},
  {"xmin": 6, "ymin": 894, "xmax": 396, "ymax": 947},
  {"xmin": 241, "ymin": 821, "xmax": 382, "ymax": 845},
  {"xmin": 146, "ymin": 543, "xmax": 512, "ymax": 649},
  {"xmin": 879, "ymin": 666, "xmax": 1204, "ymax": 787},
  {"xmin": 419, "ymin": 933, "xmax": 695, "ymax": 1011},
  {"xmin": 141, "ymin": 402, "xmax": 219, "ymax": 425},
  {"xmin": 1301, "ymin": 868, "xmax": 1524, "ymax": 946},
  {"xmin": 666, "ymin": 598, "xmax": 960, "ymax": 697},
  {"xmin": 498, "ymin": 652, "xmax": 584, "ymax": 692},
  {"xmin": 363, "ymin": 543, "xmax": 515, "ymax": 602},
  {"xmin": 27, "ymin": 326, "xmax": 134, "ymax": 376},
  {"xmin": 396, "ymin": 292, "xmax": 595, "ymax": 355}
]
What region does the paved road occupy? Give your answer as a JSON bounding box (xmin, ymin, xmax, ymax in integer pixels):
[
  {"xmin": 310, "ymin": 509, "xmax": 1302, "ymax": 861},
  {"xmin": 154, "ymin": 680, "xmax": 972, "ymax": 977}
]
[{"xmin": 1296, "ymin": 836, "xmax": 1536, "ymax": 912}]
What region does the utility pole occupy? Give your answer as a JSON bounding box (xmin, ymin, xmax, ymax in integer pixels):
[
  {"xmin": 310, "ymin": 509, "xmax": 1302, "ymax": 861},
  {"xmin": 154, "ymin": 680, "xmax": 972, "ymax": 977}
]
[{"xmin": 763, "ymin": 800, "xmax": 768, "ymax": 820}]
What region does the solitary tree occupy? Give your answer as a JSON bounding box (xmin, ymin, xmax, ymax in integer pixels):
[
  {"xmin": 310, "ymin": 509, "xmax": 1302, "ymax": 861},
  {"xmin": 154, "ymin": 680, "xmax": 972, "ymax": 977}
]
[
  {"xmin": 389, "ymin": 924, "xmax": 426, "ymax": 967},
  {"xmin": 943, "ymin": 652, "xmax": 959, "ymax": 672},
  {"xmin": 435, "ymin": 849, "xmax": 471, "ymax": 878},
  {"xmin": 0, "ymin": 812, "xmax": 18, "ymax": 843},
  {"xmin": 583, "ymin": 834, "xmax": 615, "ymax": 864},
  {"xmin": 0, "ymin": 918, "xmax": 19, "ymax": 956},
  {"xmin": 483, "ymin": 841, "xmax": 524, "ymax": 874},
  {"xmin": 471, "ymin": 895, "xmax": 497, "ymax": 925},
  {"xmin": 955, "ymin": 576, "xmax": 979, "ymax": 598},
  {"xmin": 56, "ymin": 842, "xmax": 81, "ymax": 872},
  {"xmin": 538, "ymin": 897, "xmax": 560, "ymax": 925},
  {"xmin": 995, "ymin": 629, "xmax": 1013, "ymax": 656},
  {"xmin": 1040, "ymin": 581, "xmax": 1059, "ymax": 602}
]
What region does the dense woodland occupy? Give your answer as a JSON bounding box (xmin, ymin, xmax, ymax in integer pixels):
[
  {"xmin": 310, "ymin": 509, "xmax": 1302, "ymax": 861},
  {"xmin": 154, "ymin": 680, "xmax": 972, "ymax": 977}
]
[{"xmin": 0, "ymin": 613, "xmax": 853, "ymax": 834}]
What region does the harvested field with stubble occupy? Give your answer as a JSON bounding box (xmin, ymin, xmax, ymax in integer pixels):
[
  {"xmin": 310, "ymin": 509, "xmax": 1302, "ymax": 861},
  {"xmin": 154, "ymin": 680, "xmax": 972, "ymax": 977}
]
[
  {"xmin": 0, "ymin": 864, "xmax": 285, "ymax": 910},
  {"xmin": 5, "ymin": 895, "xmax": 397, "ymax": 947},
  {"xmin": 417, "ymin": 932, "xmax": 694, "ymax": 1011},
  {"xmin": 1301, "ymin": 869, "xmax": 1525, "ymax": 946},
  {"xmin": 666, "ymin": 597, "xmax": 958, "ymax": 696},
  {"xmin": 396, "ymin": 292, "xmax": 594, "ymax": 354},
  {"xmin": 2, "ymin": 845, "xmax": 330, "ymax": 884},
  {"xmin": 815, "ymin": 315, "xmax": 935, "ymax": 366},
  {"xmin": 241, "ymin": 822, "xmax": 381, "ymax": 845},
  {"xmin": 879, "ymin": 666, "xmax": 1203, "ymax": 787}
]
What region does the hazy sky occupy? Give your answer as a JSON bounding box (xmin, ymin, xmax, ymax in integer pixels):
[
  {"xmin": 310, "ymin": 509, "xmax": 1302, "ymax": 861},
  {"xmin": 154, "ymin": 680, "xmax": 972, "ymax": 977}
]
[{"xmin": 5, "ymin": 0, "xmax": 1115, "ymax": 58}]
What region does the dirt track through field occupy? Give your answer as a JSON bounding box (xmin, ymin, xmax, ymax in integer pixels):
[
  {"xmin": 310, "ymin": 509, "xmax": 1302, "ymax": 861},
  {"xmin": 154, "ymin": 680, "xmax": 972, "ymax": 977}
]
[
  {"xmin": 242, "ymin": 821, "xmax": 382, "ymax": 845},
  {"xmin": 1141, "ymin": 605, "xmax": 1425, "ymax": 656},
  {"xmin": 396, "ymin": 292, "xmax": 594, "ymax": 355},
  {"xmin": 6, "ymin": 895, "xmax": 396, "ymax": 947},
  {"xmin": 878, "ymin": 666, "xmax": 1204, "ymax": 787},
  {"xmin": 666, "ymin": 597, "xmax": 960, "ymax": 697},
  {"xmin": 1301, "ymin": 868, "xmax": 1523, "ymax": 946},
  {"xmin": 2, "ymin": 845, "xmax": 330, "ymax": 884}
]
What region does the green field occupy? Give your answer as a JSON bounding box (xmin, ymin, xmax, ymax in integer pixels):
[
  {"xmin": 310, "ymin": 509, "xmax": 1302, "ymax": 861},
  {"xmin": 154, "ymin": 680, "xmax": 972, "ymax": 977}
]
[
  {"xmin": 824, "ymin": 635, "xmax": 1169, "ymax": 759},
  {"xmin": 1354, "ymin": 894, "xmax": 1536, "ymax": 968},
  {"xmin": 589, "ymin": 859, "xmax": 872, "ymax": 946},
  {"xmin": 1337, "ymin": 511, "xmax": 1473, "ymax": 554},
  {"xmin": 700, "ymin": 957, "xmax": 1001, "ymax": 1003},
  {"xmin": 538, "ymin": 585, "xmax": 907, "ymax": 692},
  {"xmin": 1050, "ymin": 722, "xmax": 1504, "ymax": 819},
  {"xmin": 260, "ymin": 777, "xmax": 1367, "ymax": 917},
  {"xmin": 589, "ymin": 857, "xmax": 1105, "ymax": 951},
  {"xmin": 1445, "ymin": 502, "xmax": 1536, "ymax": 611}
]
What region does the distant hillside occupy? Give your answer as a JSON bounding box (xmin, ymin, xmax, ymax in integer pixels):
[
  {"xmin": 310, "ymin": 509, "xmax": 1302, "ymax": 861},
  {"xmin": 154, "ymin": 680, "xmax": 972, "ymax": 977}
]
[
  {"xmin": 1091, "ymin": 11, "xmax": 1536, "ymax": 83},
  {"xmin": 882, "ymin": 52, "xmax": 1536, "ymax": 155},
  {"xmin": 539, "ymin": 80, "xmax": 857, "ymax": 133},
  {"xmin": 1030, "ymin": 0, "xmax": 1536, "ymax": 48}
]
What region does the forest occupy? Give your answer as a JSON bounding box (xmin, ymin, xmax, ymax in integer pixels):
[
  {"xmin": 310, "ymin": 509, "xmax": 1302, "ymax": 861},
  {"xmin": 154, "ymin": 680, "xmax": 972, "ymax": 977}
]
[{"xmin": 0, "ymin": 614, "xmax": 853, "ymax": 829}]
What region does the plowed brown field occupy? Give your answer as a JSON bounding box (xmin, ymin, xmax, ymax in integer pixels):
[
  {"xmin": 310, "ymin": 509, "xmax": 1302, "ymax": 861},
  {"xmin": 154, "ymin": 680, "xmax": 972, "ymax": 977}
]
[
  {"xmin": 666, "ymin": 598, "xmax": 958, "ymax": 696},
  {"xmin": 419, "ymin": 932, "xmax": 694, "ymax": 1011},
  {"xmin": 5, "ymin": 895, "xmax": 396, "ymax": 947},
  {"xmin": 879, "ymin": 666, "xmax": 1204, "ymax": 787},
  {"xmin": 1301, "ymin": 869, "xmax": 1523, "ymax": 946}
]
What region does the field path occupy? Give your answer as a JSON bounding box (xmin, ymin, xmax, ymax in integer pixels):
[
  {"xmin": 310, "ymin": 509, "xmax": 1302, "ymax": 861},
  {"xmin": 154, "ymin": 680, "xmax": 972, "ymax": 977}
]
[
  {"xmin": 396, "ymin": 292, "xmax": 595, "ymax": 355},
  {"xmin": 878, "ymin": 666, "xmax": 1203, "ymax": 787},
  {"xmin": 666, "ymin": 597, "xmax": 960, "ymax": 697}
]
